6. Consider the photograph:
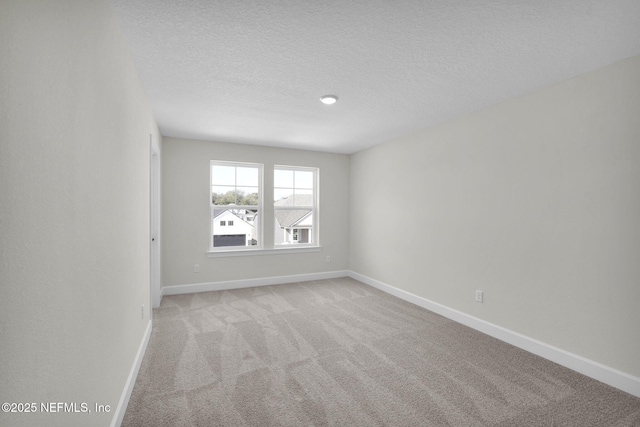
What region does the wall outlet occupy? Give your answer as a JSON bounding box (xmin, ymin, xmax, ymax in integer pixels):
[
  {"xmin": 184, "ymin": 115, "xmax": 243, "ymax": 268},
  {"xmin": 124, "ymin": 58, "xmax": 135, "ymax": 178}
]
[
  {"xmin": 141, "ymin": 304, "xmax": 145, "ymax": 320},
  {"xmin": 325, "ymin": 256, "xmax": 331, "ymax": 263},
  {"xmin": 194, "ymin": 264, "xmax": 200, "ymax": 273},
  {"xmin": 475, "ymin": 290, "xmax": 483, "ymax": 303}
]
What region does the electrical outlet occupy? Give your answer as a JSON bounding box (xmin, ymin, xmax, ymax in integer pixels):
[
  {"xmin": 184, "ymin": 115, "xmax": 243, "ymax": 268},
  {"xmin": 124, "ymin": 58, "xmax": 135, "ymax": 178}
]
[
  {"xmin": 141, "ymin": 304, "xmax": 145, "ymax": 320},
  {"xmin": 475, "ymin": 290, "xmax": 483, "ymax": 303},
  {"xmin": 194, "ymin": 264, "xmax": 200, "ymax": 273},
  {"xmin": 325, "ymin": 256, "xmax": 331, "ymax": 263}
]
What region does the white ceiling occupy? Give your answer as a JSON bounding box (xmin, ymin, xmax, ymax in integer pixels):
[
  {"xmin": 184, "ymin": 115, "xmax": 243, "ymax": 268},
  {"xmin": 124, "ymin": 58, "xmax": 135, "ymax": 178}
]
[{"xmin": 111, "ymin": 0, "xmax": 640, "ymax": 154}]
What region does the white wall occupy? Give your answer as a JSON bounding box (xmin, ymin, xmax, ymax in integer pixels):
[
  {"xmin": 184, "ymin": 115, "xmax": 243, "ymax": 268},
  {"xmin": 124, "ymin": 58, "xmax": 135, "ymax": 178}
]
[
  {"xmin": 350, "ymin": 55, "xmax": 640, "ymax": 379},
  {"xmin": 0, "ymin": 1, "xmax": 160, "ymax": 426},
  {"xmin": 162, "ymin": 137, "xmax": 349, "ymax": 287}
]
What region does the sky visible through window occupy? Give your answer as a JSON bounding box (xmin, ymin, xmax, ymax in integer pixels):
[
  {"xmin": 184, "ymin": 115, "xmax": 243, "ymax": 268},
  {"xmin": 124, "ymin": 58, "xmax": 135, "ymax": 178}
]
[
  {"xmin": 211, "ymin": 165, "xmax": 259, "ymax": 206},
  {"xmin": 274, "ymin": 169, "xmax": 313, "ymax": 203}
]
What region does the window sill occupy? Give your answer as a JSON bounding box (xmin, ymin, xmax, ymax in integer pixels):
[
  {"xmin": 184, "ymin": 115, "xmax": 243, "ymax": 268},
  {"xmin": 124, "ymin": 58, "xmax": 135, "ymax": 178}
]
[{"xmin": 206, "ymin": 246, "xmax": 322, "ymax": 258}]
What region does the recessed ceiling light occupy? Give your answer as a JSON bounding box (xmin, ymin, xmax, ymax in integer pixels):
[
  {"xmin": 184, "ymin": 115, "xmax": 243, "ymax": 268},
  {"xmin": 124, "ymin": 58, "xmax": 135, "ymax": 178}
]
[{"xmin": 319, "ymin": 95, "xmax": 338, "ymax": 105}]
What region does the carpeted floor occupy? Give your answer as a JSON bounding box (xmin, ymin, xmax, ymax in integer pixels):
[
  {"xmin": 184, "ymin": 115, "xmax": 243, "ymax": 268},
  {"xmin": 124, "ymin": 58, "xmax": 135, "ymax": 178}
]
[{"xmin": 122, "ymin": 277, "xmax": 640, "ymax": 426}]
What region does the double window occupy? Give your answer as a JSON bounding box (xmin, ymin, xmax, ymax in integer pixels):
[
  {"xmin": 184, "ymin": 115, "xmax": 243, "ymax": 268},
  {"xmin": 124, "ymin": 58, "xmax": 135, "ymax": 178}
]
[{"xmin": 210, "ymin": 161, "xmax": 318, "ymax": 252}]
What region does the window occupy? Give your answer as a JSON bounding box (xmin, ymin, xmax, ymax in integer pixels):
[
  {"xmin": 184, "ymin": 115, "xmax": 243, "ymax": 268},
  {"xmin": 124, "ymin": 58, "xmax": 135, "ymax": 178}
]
[
  {"xmin": 208, "ymin": 162, "xmax": 319, "ymax": 255},
  {"xmin": 210, "ymin": 161, "xmax": 262, "ymax": 250},
  {"xmin": 274, "ymin": 166, "xmax": 317, "ymax": 246}
]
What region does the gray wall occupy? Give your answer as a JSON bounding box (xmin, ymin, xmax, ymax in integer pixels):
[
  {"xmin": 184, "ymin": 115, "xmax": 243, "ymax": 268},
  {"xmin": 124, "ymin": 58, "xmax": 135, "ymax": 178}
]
[
  {"xmin": 162, "ymin": 137, "xmax": 349, "ymax": 287},
  {"xmin": 0, "ymin": 1, "xmax": 160, "ymax": 426},
  {"xmin": 349, "ymin": 54, "xmax": 640, "ymax": 378}
]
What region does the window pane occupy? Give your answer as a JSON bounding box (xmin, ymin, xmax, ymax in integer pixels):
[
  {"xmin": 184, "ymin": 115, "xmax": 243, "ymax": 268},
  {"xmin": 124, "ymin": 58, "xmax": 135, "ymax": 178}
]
[
  {"xmin": 236, "ymin": 167, "xmax": 258, "ymax": 186},
  {"xmin": 274, "ymin": 189, "xmax": 292, "ymax": 204},
  {"xmin": 295, "ymin": 170, "xmax": 314, "ymax": 189},
  {"xmin": 211, "ymin": 165, "xmax": 235, "ymax": 186},
  {"xmin": 293, "ymin": 190, "xmax": 313, "ymax": 206},
  {"xmin": 274, "ymin": 169, "xmax": 293, "ymax": 188},
  {"xmin": 236, "ymin": 187, "xmax": 259, "ymax": 205},
  {"xmin": 212, "ymin": 208, "xmax": 259, "ymax": 247},
  {"xmin": 274, "ymin": 209, "xmax": 312, "ymax": 244},
  {"xmin": 212, "ymin": 186, "xmax": 237, "ymax": 205}
]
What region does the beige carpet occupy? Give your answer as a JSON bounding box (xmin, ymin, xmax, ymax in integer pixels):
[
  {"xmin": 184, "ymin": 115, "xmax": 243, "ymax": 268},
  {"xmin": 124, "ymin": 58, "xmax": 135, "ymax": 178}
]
[{"xmin": 123, "ymin": 277, "xmax": 640, "ymax": 426}]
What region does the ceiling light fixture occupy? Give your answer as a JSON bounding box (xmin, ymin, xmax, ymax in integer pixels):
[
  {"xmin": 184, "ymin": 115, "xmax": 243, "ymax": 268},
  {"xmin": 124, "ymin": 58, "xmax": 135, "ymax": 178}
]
[{"xmin": 319, "ymin": 95, "xmax": 338, "ymax": 105}]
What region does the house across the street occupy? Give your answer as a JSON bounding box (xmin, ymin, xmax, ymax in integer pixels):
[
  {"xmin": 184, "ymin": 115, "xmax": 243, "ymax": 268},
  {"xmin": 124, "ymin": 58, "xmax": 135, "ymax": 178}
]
[
  {"xmin": 274, "ymin": 194, "xmax": 313, "ymax": 244},
  {"xmin": 212, "ymin": 209, "xmax": 257, "ymax": 247}
]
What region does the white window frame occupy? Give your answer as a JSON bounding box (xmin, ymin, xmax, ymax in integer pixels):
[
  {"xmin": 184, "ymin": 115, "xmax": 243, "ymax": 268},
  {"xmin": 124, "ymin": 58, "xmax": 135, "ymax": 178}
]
[
  {"xmin": 274, "ymin": 165, "xmax": 318, "ymax": 248},
  {"xmin": 209, "ymin": 160, "xmax": 263, "ymax": 252}
]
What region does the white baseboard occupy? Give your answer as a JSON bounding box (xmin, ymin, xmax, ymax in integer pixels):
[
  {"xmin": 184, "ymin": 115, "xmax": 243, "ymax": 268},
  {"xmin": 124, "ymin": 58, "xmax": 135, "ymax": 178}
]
[
  {"xmin": 348, "ymin": 270, "xmax": 640, "ymax": 399},
  {"xmin": 161, "ymin": 270, "xmax": 349, "ymax": 297},
  {"xmin": 111, "ymin": 320, "xmax": 152, "ymax": 427}
]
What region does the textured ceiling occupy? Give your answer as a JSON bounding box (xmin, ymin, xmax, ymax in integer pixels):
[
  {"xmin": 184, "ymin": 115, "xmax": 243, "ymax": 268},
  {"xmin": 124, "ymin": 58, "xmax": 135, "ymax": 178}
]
[{"xmin": 111, "ymin": 0, "xmax": 640, "ymax": 154}]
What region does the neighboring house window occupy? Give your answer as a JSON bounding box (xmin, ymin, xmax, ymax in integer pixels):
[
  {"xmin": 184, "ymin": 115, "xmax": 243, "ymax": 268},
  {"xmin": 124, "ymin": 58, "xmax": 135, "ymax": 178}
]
[
  {"xmin": 211, "ymin": 161, "xmax": 262, "ymax": 249},
  {"xmin": 274, "ymin": 166, "xmax": 317, "ymax": 245}
]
